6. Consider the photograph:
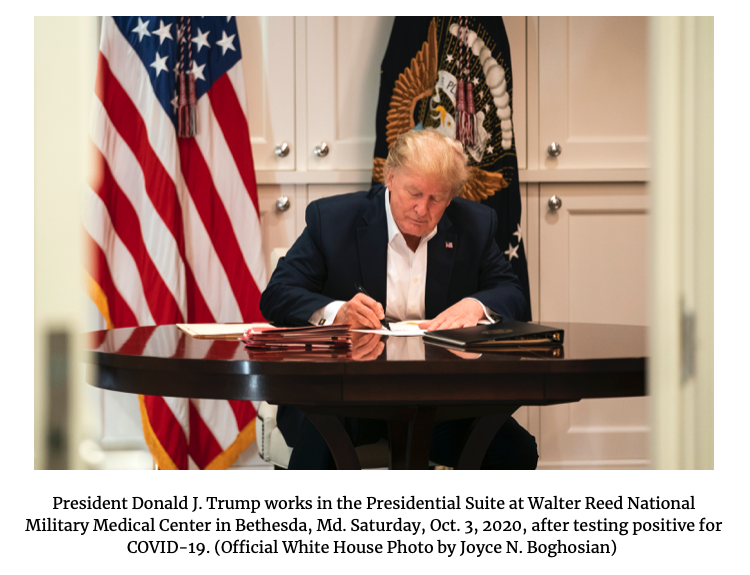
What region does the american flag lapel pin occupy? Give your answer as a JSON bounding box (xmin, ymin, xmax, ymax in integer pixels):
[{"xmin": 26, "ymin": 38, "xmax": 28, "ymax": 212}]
[{"xmin": 445, "ymin": 241, "xmax": 453, "ymax": 249}]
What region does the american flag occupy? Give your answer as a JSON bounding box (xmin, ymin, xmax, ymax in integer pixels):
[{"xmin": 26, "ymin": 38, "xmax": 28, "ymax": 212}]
[{"xmin": 85, "ymin": 16, "xmax": 266, "ymax": 469}]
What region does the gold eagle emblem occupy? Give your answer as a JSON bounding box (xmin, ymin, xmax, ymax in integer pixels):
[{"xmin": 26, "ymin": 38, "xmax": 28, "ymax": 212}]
[{"xmin": 372, "ymin": 18, "xmax": 508, "ymax": 203}]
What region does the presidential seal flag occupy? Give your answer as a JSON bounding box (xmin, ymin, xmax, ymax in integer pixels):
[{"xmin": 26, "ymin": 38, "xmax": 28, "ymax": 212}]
[
  {"xmin": 85, "ymin": 17, "xmax": 266, "ymax": 469},
  {"xmin": 373, "ymin": 17, "xmax": 531, "ymax": 320}
]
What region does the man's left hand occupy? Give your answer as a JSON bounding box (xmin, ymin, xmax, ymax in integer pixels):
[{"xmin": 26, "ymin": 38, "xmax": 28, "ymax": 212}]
[{"xmin": 418, "ymin": 299, "xmax": 485, "ymax": 331}]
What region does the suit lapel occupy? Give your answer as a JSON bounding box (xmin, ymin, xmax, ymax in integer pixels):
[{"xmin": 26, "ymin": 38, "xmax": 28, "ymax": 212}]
[
  {"xmin": 356, "ymin": 190, "xmax": 388, "ymax": 306},
  {"xmin": 425, "ymin": 213, "xmax": 456, "ymax": 320}
]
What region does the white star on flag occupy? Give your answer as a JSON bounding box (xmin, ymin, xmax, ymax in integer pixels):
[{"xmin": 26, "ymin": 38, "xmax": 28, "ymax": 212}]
[
  {"xmin": 171, "ymin": 92, "xmax": 179, "ymax": 113},
  {"xmin": 514, "ymin": 223, "xmax": 522, "ymax": 240},
  {"xmin": 150, "ymin": 53, "xmax": 169, "ymax": 77},
  {"xmin": 505, "ymin": 242, "xmax": 519, "ymax": 261},
  {"xmin": 446, "ymin": 54, "xmax": 454, "ymax": 63},
  {"xmin": 189, "ymin": 60, "xmax": 207, "ymax": 81},
  {"xmin": 132, "ymin": 18, "xmax": 151, "ymax": 41},
  {"xmin": 216, "ymin": 30, "xmax": 237, "ymax": 55},
  {"xmin": 486, "ymin": 144, "xmax": 494, "ymax": 154},
  {"xmin": 192, "ymin": 28, "xmax": 211, "ymax": 52},
  {"xmin": 472, "ymin": 77, "xmax": 479, "ymax": 85},
  {"xmin": 153, "ymin": 20, "xmax": 173, "ymax": 45}
]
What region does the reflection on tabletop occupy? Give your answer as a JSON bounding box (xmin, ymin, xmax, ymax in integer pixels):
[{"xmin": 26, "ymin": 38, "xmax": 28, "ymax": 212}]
[{"xmin": 86, "ymin": 323, "xmax": 648, "ymax": 363}]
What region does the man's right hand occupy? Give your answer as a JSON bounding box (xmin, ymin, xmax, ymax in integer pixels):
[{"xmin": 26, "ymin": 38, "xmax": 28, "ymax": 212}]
[{"xmin": 333, "ymin": 293, "xmax": 384, "ymax": 329}]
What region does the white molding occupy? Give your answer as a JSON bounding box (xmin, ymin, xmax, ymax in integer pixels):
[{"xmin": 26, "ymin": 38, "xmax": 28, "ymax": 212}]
[
  {"xmin": 520, "ymin": 169, "xmax": 650, "ymax": 183},
  {"xmin": 537, "ymin": 459, "xmax": 650, "ymax": 470},
  {"xmin": 255, "ymin": 169, "xmax": 650, "ymax": 186},
  {"xmin": 255, "ymin": 170, "xmax": 372, "ymax": 185}
]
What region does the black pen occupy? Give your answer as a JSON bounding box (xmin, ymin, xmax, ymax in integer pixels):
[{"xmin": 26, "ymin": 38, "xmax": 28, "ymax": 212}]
[{"xmin": 354, "ymin": 283, "xmax": 390, "ymax": 331}]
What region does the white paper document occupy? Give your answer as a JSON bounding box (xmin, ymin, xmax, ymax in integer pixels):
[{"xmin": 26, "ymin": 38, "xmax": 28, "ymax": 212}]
[{"xmin": 353, "ymin": 321, "xmax": 427, "ymax": 337}]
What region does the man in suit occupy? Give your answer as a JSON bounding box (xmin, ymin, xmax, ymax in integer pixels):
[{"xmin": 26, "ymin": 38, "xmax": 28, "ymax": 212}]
[{"xmin": 260, "ymin": 129, "xmax": 538, "ymax": 469}]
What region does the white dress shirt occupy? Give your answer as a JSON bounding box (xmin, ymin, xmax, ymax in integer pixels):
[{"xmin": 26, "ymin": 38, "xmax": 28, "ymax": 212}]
[{"xmin": 309, "ymin": 188, "xmax": 494, "ymax": 325}]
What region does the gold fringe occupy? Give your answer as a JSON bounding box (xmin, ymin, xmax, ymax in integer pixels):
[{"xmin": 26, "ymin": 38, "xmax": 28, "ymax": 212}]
[
  {"xmin": 139, "ymin": 396, "xmax": 258, "ymax": 470},
  {"xmin": 372, "ymin": 157, "xmax": 386, "ymax": 183},
  {"xmin": 204, "ymin": 419, "xmax": 257, "ymax": 470},
  {"xmin": 83, "ymin": 271, "xmax": 113, "ymax": 330},
  {"xmin": 139, "ymin": 395, "xmax": 179, "ymax": 470}
]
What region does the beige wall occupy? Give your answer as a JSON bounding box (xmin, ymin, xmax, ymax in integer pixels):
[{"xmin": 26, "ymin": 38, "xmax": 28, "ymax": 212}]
[{"xmin": 34, "ymin": 16, "xmax": 98, "ymax": 469}]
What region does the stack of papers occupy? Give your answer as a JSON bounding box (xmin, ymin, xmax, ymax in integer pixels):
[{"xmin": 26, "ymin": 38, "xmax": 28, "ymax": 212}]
[
  {"xmin": 240, "ymin": 324, "xmax": 352, "ymax": 357},
  {"xmin": 176, "ymin": 323, "xmax": 271, "ymax": 339}
]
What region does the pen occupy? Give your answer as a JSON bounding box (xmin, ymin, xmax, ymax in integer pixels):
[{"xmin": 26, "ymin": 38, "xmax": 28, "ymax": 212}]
[{"xmin": 354, "ymin": 283, "xmax": 390, "ymax": 331}]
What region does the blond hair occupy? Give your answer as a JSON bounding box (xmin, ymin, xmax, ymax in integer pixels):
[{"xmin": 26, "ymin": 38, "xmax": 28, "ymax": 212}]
[{"xmin": 384, "ymin": 129, "xmax": 469, "ymax": 198}]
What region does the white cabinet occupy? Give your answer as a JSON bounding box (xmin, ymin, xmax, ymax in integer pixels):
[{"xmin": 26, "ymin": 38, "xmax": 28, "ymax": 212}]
[
  {"xmin": 258, "ymin": 185, "xmax": 305, "ymax": 276},
  {"xmin": 537, "ymin": 17, "xmax": 649, "ymax": 170},
  {"xmin": 236, "ymin": 17, "xmax": 296, "ymax": 171},
  {"xmin": 532, "ymin": 182, "xmax": 650, "ymax": 469},
  {"xmin": 518, "ymin": 17, "xmax": 651, "ymax": 469},
  {"xmin": 306, "ymin": 17, "xmax": 395, "ymax": 171},
  {"xmin": 539, "ymin": 183, "xmax": 649, "ymax": 325}
]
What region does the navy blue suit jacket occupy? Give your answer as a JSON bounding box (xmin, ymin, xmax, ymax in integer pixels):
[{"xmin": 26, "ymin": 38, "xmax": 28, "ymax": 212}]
[
  {"xmin": 259, "ymin": 184, "xmax": 526, "ymax": 456},
  {"xmin": 260, "ymin": 184, "xmax": 526, "ymax": 326}
]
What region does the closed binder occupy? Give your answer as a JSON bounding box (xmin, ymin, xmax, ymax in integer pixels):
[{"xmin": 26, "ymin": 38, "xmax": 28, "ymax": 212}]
[{"xmin": 422, "ymin": 320, "xmax": 564, "ymax": 347}]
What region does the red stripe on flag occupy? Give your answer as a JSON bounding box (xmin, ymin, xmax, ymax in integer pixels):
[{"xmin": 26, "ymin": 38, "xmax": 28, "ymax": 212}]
[
  {"xmin": 207, "ymin": 74, "xmax": 260, "ymax": 216},
  {"xmin": 95, "ymin": 53, "xmax": 186, "ymax": 253},
  {"xmin": 228, "ymin": 400, "xmax": 257, "ymax": 430},
  {"xmin": 178, "ymin": 138, "xmax": 263, "ymax": 322},
  {"xmin": 184, "ymin": 263, "xmax": 215, "ymax": 323},
  {"xmin": 95, "ymin": 54, "xmax": 215, "ymax": 325},
  {"xmin": 188, "ymin": 400, "xmax": 224, "ymax": 469},
  {"xmin": 90, "ymin": 146, "xmax": 183, "ymax": 325},
  {"xmin": 83, "ymin": 228, "xmax": 138, "ymax": 328},
  {"xmin": 143, "ymin": 395, "xmax": 188, "ymax": 469}
]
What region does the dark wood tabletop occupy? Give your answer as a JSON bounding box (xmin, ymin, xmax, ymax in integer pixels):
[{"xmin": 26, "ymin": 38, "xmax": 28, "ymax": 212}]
[{"xmin": 84, "ymin": 323, "xmax": 647, "ymax": 469}]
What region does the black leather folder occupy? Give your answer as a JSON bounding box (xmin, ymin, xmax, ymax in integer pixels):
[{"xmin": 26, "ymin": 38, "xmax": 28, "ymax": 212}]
[{"xmin": 422, "ymin": 320, "xmax": 564, "ymax": 347}]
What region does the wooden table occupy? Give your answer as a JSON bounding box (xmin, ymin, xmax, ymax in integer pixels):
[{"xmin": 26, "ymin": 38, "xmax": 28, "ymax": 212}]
[{"xmin": 84, "ymin": 323, "xmax": 646, "ymax": 470}]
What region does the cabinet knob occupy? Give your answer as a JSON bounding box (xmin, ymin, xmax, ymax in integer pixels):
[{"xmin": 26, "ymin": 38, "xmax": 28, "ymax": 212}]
[
  {"xmin": 548, "ymin": 195, "xmax": 563, "ymax": 211},
  {"xmin": 313, "ymin": 142, "xmax": 330, "ymax": 157},
  {"xmin": 275, "ymin": 196, "xmax": 291, "ymax": 212},
  {"xmin": 547, "ymin": 142, "xmax": 562, "ymax": 157},
  {"xmin": 275, "ymin": 142, "xmax": 290, "ymax": 158}
]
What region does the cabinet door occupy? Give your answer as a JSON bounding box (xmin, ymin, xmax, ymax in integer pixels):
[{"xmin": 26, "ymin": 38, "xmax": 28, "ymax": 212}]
[
  {"xmin": 236, "ymin": 17, "xmax": 296, "ymax": 171},
  {"xmin": 538, "ymin": 17, "xmax": 649, "ymax": 170},
  {"xmin": 257, "ymin": 185, "xmax": 304, "ymax": 275},
  {"xmin": 306, "ymin": 17, "xmax": 394, "ymax": 171},
  {"xmin": 537, "ymin": 182, "xmax": 649, "ymax": 468}
]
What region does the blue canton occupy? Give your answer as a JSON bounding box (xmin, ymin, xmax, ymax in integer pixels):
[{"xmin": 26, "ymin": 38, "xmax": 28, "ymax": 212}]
[{"xmin": 113, "ymin": 17, "xmax": 242, "ymax": 128}]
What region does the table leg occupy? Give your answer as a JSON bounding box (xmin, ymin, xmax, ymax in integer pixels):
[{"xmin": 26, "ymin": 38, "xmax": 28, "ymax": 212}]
[
  {"xmin": 388, "ymin": 421, "xmax": 408, "ymax": 470},
  {"xmin": 388, "ymin": 407, "xmax": 436, "ymax": 470},
  {"xmin": 406, "ymin": 407, "xmax": 436, "ymax": 469},
  {"xmin": 456, "ymin": 412, "xmax": 513, "ymax": 470},
  {"xmin": 303, "ymin": 413, "xmax": 362, "ymax": 470}
]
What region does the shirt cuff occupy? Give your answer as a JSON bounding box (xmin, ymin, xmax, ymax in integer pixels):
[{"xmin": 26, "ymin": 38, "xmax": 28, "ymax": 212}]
[
  {"xmin": 463, "ymin": 298, "xmax": 501, "ymax": 324},
  {"xmin": 309, "ymin": 300, "xmax": 346, "ymax": 326}
]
